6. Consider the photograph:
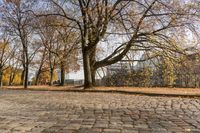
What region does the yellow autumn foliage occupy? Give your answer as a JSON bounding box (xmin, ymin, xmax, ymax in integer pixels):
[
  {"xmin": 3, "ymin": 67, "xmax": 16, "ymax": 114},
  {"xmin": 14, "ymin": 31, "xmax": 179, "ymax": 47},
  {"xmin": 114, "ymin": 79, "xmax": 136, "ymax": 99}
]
[{"xmin": 2, "ymin": 67, "xmax": 22, "ymax": 85}]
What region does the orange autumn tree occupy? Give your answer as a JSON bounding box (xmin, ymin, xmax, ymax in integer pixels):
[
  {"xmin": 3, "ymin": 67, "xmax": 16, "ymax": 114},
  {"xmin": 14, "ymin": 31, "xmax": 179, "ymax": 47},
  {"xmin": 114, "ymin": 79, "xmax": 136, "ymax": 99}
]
[
  {"xmin": 56, "ymin": 24, "xmax": 80, "ymax": 86},
  {"xmin": 35, "ymin": 16, "xmax": 80, "ymax": 86}
]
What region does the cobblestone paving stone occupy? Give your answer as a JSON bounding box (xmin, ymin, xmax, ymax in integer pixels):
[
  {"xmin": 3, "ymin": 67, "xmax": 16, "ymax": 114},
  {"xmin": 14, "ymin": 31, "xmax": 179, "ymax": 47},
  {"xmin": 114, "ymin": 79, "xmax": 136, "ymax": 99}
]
[{"xmin": 0, "ymin": 90, "xmax": 200, "ymax": 133}]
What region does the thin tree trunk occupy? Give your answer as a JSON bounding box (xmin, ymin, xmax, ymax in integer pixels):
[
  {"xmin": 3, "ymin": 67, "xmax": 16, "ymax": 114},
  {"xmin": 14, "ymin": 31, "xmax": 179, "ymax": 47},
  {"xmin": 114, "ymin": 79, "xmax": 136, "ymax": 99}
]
[
  {"xmin": 0, "ymin": 69, "xmax": 3, "ymax": 87},
  {"xmin": 9, "ymin": 70, "xmax": 14, "ymax": 86},
  {"xmin": 91, "ymin": 68, "xmax": 96, "ymax": 86},
  {"xmin": 9, "ymin": 73, "xmax": 13, "ymax": 86},
  {"xmin": 9, "ymin": 71, "xmax": 16, "ymax": 86},
  {"xmin": 49, "ymin": 68, "xmax": 54, "ymax": 86},
  {"xmin": 60, "ymin": 63, "xmax": 65, "ymax": 86},
  {"xmin": 20, "ymin": 69, "xmax": 25, "ymax": 85},
  {"xmin": 35, "ymin": 71, "xmax": 41, "ymax": 85},
  {"xmin": 24, "ymin": 65, "xmax": 28, "ymax": 89},
  {"xmin": 35, "ymin": 49, "xmax": 46, "ymax": 85},
  {"xmin": 35, "ymin": 64, "xmax": 43, "ymax": 85}
]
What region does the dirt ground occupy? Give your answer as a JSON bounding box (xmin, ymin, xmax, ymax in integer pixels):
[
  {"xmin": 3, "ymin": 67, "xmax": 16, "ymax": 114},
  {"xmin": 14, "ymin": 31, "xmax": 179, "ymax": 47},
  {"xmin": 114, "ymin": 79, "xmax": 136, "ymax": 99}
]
[{"xmin": 2, "ymin": 85, "xmax": 200, "ymax": 96}]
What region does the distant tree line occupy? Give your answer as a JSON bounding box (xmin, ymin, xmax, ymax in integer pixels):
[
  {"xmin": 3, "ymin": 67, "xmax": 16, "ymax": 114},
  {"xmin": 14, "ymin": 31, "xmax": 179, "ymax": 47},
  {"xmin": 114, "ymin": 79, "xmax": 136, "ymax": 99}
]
[{"xmin": 103, "ymin": 53, "xmax": 200, "ymax": 88}]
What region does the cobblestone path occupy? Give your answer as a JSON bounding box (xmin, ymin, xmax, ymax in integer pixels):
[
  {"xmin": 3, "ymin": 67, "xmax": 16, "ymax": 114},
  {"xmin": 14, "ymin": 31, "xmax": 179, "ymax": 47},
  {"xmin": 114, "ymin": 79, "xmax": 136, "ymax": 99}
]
[{"xmin": 0, "ymin": 90, "xmax": 200, "ymax": 133}]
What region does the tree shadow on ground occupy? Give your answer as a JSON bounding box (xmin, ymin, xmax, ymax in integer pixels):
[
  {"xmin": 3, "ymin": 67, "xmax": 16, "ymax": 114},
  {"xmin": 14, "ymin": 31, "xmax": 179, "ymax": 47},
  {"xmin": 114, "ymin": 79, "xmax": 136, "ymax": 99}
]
[{"xmin": 40, "ymin": 106, "xmax": 198, "ymax": 133}]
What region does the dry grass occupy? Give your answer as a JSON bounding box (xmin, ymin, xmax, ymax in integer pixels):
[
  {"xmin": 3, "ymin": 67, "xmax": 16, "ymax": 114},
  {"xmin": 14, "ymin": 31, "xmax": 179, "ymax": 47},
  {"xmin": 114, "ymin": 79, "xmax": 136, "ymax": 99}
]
[
  {"xmin": 2, "ymin": 85, "xmax": 200, "ymax": 96},
  {"xmin": 95, "ymin": 87, "xmax": 200, "ymax": 95},
  {"xmin": 1, "ymin": 85, "xmax": 79, "ymax": 91}
]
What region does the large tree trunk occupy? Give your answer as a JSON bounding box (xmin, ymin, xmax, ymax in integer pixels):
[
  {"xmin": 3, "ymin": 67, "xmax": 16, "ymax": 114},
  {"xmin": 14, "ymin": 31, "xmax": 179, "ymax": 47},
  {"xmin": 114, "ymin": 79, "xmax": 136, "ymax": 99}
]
[
  {"xmin": 83, "ymin": 51, "xmax": 93, "ymax": 89},
  {"xmin": 49, "ymin": 68, "xmax": 54, "ymax": 86},
  {"xmin": 60, "ymin": 63, "xmax": 65, "ymax": 86},
  {"xmin": 89, "ymin": 46, "xmax": 97, "ymax": 87}
]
